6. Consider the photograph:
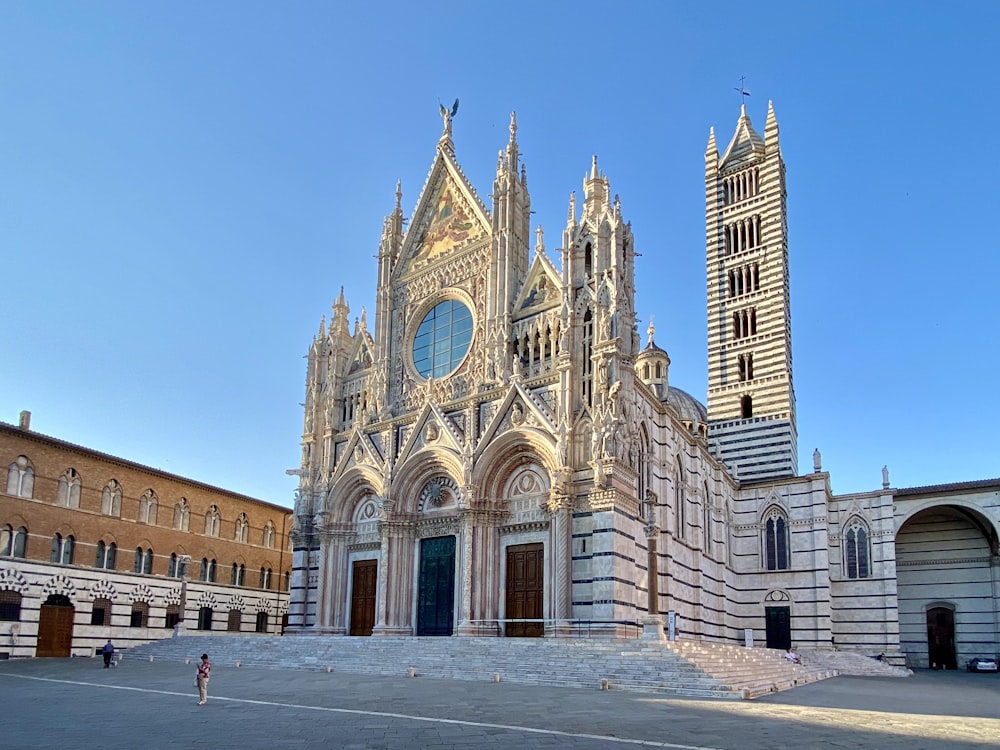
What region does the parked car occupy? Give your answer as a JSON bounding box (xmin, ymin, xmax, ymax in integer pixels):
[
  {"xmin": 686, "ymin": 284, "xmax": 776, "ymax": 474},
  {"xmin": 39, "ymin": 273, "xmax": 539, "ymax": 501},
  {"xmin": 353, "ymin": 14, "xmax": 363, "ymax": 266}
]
[{"xmin": 965, "ymin": 657, "xmax": 998, "ymax": 673}]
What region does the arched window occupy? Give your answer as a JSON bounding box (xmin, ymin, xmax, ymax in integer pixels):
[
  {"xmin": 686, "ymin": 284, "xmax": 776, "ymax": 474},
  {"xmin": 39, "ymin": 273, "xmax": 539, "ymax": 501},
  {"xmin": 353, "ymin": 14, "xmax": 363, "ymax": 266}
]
[
  {"xmin": 173, "ymin": 499, "xmax": 190, "ymax": 531},
  {"xmin": 51, "ymin": 533, "xmax": 74, "ymax": 564},
  {"xmin": 584, "ymin": 241, "xmax": 593, "ymax": 277},
  {"xmin": 763, "ymin": 508, "xmax": 789, "ymax": 570},
  {"xmin": 703, "ymin": 481, "xmax": 712, "ymax": 551},
  {"xmin": 283, "ymin": 571, "xmax": 290, "ymax": 592},
  {"xmin": 204, "ymin": 506, "xmax": 221, "ymax": 537},
  {"xmin": 259, "ymin": 567, "xmax": 272, "ymax": 590},
  {"xmin": 139, "ymin": 490, "xmax": 158, "ymax": 525},
  {"xmin": 235, "ymin": 513, "xmax": 249, "ymax": 543},
  {"xmin": 582, "ymin": 308, "xmax": 594, "ymax": 408},
  {"xmin": 57, "ymin": 469, "xmax": 82, "ymax": 508},
  {"xmin": 674, "ymin": 457, "xmax": 685, "ymax": 540},
  {"xmin": 102, "ymin": 480, "xmax": 123, "ymax": 517},
  {"xmin": 844, "ymin": 519, "xmax": 871, "ymax": 579},
  {"xmin": 133, "ymin": 547, "xmax": 153, "ymax": 574},
  {"xmin": 6, "ymin": 456, "xmax": 34, "ymax": 498},
  {"xmin": 200, "ymin": 557, "xmax": 217, "ymax": 582},
  {"xmin": 637, "ymin": 425, "xmax": 650, "ymax": 506},
  {"xmin": 2, "ymin": 525, "xmax": 28, "ymax": 558},
  {"xmin": 262, "ymin": 521, "xmax": 275, "ymax": 548},
  {"xmin": 95, "ymin": 540, "xmax": 116, "ymax": 569}
]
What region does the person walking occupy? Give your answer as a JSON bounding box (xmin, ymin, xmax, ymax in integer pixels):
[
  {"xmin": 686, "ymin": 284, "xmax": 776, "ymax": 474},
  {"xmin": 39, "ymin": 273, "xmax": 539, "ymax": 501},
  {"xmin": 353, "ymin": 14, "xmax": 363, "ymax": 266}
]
[
  {"xmin": 102, "ymin": 639, "xmax": 115, "ymax": 668},
  {"xmin": 196, "ymin": 653, "xmax": 211, "ymax": 705}
]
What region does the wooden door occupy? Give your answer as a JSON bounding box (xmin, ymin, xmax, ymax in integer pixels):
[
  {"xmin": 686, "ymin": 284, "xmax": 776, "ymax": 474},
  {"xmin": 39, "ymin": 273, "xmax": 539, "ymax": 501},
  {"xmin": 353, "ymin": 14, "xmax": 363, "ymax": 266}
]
[
  {"xmin": 37, "ymin": 597, "xmax": 74, "ymax": 657},
  {"xmin": 764, "ymin": 606, "xmax": 791, "ymax": 650},
  {"xmin": 926, "ymin": 606, "xmax": 956, "ymax": 669},
  {"xmin": 505, "ymin": 543, "xmax": 544, "ymax": 637},
  {"xmin": 417, "ymin": 536, "xmax": 455, "ymax": 636},
  {"xmin": 349, "ymin": 559, "xmax": 377, "ymax": 636}
]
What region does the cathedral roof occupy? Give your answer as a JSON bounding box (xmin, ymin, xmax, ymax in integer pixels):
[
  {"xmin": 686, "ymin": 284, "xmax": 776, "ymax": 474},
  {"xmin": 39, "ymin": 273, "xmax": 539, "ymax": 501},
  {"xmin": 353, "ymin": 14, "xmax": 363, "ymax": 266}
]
[{"xmin": 663, "ymin": 386, "xmax": 708, "ymax": 424}]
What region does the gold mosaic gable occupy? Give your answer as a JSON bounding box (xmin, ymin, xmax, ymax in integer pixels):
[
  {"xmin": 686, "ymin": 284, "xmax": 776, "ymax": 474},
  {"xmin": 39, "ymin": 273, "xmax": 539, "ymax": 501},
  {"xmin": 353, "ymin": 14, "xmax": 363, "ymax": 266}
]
[{"xmin": 399, "ymin": 165, "xmax": 490, "ymax": 276}]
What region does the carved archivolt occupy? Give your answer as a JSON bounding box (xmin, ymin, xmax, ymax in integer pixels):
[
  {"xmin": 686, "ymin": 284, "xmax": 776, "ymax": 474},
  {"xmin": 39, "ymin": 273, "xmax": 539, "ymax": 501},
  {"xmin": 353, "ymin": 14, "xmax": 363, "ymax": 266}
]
[
  {"xmin": 129, "ymin": 583, "xmax": 155, "ymax": 603},
  {"xmin": 227, "ymin": 594, "xmax": 246, "ymax": 611},
  {"xmin": 0, "ymin": 568, "xmax": 28, "ymax": 593},
  {"xmin": 90, "ymin": 579, "xmax": 118, "ymax": 600},
  {"xmin": 194, "ymin": 591, "xmax": 218, "ymax": 608},
  {"xmin": 43, "ymin": 574, "xmax": 77, "ymax": 600}
]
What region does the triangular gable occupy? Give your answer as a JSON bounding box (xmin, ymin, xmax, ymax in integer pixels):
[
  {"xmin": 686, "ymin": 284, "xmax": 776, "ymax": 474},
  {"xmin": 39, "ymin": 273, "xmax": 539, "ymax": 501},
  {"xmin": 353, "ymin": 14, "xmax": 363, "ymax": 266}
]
[
  {"xmin": 331, "ymin": 426, "xmax": 383, "ymax": 484},
  {"xmin": 396, "ymin": 149, "xmax": 492, "ymax": 277},
  {"xmin": 720, "ymin": 109, "xmax": 765, "ymax": 169},
  {"xmin": 513, "ymin": 252, "xmax": 562, "ymax": 318},
  {"xmin": 395, "ymin": 400, "xmax": 465, "ymax": 466},
  {"xmin": 476, "ymin": 381, "xmax": 556, "ymax": 460},
  {"xmin": 343, "ymin": 331, "xmax": 375, "ymax": 377}
]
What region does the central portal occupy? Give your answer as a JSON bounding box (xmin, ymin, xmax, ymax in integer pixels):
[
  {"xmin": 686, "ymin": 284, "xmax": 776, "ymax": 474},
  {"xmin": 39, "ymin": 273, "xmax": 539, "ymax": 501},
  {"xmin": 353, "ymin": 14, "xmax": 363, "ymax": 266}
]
[
  {"xmin": 505, "ymin": 543, "xmax": 544, "ymax": 637},
  {"xmin": 417, "ymin": 536, "xmax": 455, "ymax": 636}
]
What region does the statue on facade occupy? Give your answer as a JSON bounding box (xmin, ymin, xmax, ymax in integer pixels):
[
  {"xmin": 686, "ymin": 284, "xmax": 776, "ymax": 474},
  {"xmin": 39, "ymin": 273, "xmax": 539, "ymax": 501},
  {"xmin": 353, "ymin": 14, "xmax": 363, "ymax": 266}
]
[{"xmin": 439, "ymin": 98, "xmax": 459, "ymax": 137}]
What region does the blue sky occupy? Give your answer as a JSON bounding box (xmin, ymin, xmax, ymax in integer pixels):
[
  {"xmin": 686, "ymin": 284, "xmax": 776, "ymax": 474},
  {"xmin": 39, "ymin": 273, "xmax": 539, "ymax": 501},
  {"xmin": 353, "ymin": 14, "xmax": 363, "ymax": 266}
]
[{"xmin": 2, "ymin": 2, "xmax": 997, "ymax": 506}]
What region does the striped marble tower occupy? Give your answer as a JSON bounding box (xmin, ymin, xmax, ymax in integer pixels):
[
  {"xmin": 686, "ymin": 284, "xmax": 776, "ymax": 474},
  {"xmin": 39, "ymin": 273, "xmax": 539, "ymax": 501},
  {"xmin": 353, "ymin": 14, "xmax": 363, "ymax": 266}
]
[{"xmin": 705, "ymin": 102, "xmax": 797, "ymax": 480}]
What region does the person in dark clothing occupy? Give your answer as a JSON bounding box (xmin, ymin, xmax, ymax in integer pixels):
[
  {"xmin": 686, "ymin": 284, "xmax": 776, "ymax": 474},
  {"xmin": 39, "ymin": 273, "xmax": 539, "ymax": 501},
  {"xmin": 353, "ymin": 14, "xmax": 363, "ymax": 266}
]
[{"xmin": 102, "ymin": 640, "xmax": 115, "ymax": 668}]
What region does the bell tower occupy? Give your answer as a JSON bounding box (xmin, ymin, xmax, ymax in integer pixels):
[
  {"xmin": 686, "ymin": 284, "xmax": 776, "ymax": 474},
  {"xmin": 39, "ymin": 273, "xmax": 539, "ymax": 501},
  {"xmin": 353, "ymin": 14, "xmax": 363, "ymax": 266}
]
[{"xmin": 705, "ymin": 101, "xmax": 797, "ymax": 480}]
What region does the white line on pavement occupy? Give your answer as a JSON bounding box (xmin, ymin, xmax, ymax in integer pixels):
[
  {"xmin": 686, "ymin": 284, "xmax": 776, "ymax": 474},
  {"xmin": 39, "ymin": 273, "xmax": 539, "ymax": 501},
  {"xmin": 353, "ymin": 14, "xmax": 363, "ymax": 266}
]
[{"xmin": 0, "ymin": 672, "xmax": 722, "ymax": 750}]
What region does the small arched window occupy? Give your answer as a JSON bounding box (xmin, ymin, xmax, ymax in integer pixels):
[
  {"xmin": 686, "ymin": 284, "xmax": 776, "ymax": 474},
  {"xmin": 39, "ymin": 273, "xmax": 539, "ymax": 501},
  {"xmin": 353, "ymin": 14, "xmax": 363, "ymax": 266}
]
[
  {"xmin": 204, "ymin": 506, "xmax": 221, "ymax": 537},
  {"xmin": 674, "ymin": 457, "xmax": 685, "ymax": 540},
  {"xmin": 844, "ymin": 519, "xmax": 871, "ymax": 579},
  {"xmin": 262, "ymin": 521, "xmax": 275, "ymax": 548},
  {"xmin": 6, "ymin": 456, "xmax": 34, "ymax": 498},
  {"xmin": 173, "ymin": 499, "xmax": 190, "ymax": 531},
  {"xmin": 102, "ymin": 480, "xmax": 123, "ymax": 517},
  {"xmin": 57, "ymin": 469, "xmax": 82, "ymax": 508},
  {"xmin": 95, "ymin": 541, "xmax": 116, "ymax": 569},
  {"xmin": 763, "ymin": 508, "xmax": 789, "ymax": 570},
  {"xmin": 139, "ymin": 490, "xmax": 158, "ymax": 525},
  {"xmin": 51, "ymin": 533, "xmax": 74, "ymax": 564},
  {"xmin": 235, "ymin": 513, "xmax": 249, "ymax": 543},
  {"xmin": 2, "ymin": 525, "xmax": 28, "ymax": 558}
]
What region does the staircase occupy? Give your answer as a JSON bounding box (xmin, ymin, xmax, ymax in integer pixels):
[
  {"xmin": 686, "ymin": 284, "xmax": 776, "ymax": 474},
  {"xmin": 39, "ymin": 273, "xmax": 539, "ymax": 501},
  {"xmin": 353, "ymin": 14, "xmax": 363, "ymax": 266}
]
[
  {"xmin": 123, "ymin": 635, "xmax": 838, "ymax": 700},
  {"xmin": 797, "ymin": 648, "xmax": 912, "ymax": 677}
]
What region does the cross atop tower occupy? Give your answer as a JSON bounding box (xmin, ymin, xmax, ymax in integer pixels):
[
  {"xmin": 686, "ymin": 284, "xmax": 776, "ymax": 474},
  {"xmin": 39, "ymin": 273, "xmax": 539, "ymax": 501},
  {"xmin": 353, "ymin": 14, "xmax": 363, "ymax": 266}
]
[{"xmin": 733, "ymin": 76, "xmax": 751, "ymax": 107}]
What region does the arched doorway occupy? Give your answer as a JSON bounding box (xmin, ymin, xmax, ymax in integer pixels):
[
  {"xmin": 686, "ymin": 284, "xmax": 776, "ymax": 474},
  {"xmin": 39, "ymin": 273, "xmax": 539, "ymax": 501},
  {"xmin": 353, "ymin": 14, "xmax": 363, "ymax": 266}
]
[
  {"xmin": 926, "ymin": 606, "xmax": 956, "ymax": 670},
  {"xmin": 896, "ymin": 504, "xmax": 998, "ymax": 668},
  {"xmin": 37, "ymin": 594, "xmax": 74, "ymax": 657}
]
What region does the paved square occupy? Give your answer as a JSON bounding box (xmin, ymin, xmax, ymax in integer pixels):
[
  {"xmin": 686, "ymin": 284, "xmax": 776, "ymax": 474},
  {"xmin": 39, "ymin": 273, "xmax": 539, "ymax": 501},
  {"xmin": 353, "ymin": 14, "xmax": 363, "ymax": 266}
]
[{"xmin": 1, "ymin": 658, "xmax": 997, "ymax": 749}]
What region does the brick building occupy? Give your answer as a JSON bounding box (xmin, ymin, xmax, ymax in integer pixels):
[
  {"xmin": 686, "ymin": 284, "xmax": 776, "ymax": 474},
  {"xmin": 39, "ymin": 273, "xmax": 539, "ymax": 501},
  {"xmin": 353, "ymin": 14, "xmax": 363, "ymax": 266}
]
[{"xmin": 0, "ymin": 412, "xmax": 292, "ymax": 658}]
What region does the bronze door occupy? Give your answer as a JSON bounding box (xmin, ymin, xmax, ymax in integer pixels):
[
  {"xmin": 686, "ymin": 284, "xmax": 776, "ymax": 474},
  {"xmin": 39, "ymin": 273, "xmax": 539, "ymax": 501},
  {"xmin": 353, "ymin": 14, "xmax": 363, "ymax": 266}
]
[
  {"xmin": 37, "ymin": 596, "xmax": 74, "ymax": 657},
  {"xmin": 505, "ymin": 543, "xmax": 544, "ymax": 637},
  {"xmin": 765, "ymin": 606, "xmax": 791, "ymax": 650},
  {"xmin": 926, "ymin": 606, "xmax": 957, "ymax": 669},
  {"xmin": 417, "ymin": 536, "xmax": 455, "ymax": 636},
  {"xmin": 349, "ymin": 559, "xmax": 377, "ymax": 636}
]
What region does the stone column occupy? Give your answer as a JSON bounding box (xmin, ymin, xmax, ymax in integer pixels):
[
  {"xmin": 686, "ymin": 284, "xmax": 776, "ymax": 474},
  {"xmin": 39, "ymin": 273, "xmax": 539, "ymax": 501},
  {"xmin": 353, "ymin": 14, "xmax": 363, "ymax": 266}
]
[
  {"xmin": 324, "ymin": 530, "xmax": 351, "ymax": 634},
  {"xmin": 455, "ymin": 510, "xmax": 477, "ymax": 636},
  {"xmin": 641, "ymin": 490, "xmax": 666, "ymax": 640},
  {"xmin": 372, "ymin": 521, "xmax": 416, "ymax": 636},
  {"xmin": 546, "ymin": 494, "xmax": 574, "ymax": 636}
]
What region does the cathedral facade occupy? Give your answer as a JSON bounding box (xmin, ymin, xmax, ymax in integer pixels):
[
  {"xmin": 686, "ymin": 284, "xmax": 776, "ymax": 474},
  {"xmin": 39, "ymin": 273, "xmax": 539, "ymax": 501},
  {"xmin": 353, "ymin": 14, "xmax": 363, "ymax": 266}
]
[{"xmin": 288, "ymin": 105, "xmax": 999, "ymax": 669}]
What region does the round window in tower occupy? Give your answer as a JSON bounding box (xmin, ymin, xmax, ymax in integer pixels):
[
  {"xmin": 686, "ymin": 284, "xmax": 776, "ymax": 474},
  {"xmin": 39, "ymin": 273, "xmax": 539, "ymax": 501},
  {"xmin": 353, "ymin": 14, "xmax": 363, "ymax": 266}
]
[{"xmin": 411, "ymin": 299, "xmax": 474, "ymax": 378}]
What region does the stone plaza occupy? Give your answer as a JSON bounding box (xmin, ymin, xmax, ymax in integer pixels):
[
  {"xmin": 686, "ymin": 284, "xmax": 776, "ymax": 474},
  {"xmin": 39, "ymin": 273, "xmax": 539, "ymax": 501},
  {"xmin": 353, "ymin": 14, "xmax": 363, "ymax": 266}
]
[{"xmin": 1, "ymin": 657, "xmax": 997, "ymax": 749}]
